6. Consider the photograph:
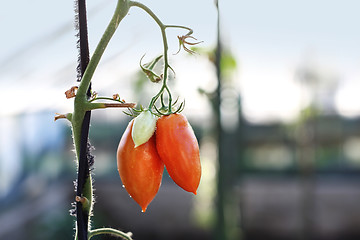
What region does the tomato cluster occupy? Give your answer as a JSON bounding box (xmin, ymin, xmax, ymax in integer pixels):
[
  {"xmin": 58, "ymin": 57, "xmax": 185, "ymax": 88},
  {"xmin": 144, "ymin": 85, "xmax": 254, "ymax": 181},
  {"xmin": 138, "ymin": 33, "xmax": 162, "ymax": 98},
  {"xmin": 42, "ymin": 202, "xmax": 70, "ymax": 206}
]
[{"xmin": 117, "ymin": 113, "xmax": 201, "ymax": 212}]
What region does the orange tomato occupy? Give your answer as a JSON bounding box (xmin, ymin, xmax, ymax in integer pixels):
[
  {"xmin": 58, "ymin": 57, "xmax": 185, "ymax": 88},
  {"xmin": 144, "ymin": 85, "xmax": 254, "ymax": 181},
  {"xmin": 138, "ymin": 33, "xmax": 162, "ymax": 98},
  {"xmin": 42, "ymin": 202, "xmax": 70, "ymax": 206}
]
[
  {"xmin": 117, "ymin": 120, "xmax": 164, "ymax": 212},
  {"xmin": 156, "ymin": 113, "xmax": 201, "ymax": 194}
]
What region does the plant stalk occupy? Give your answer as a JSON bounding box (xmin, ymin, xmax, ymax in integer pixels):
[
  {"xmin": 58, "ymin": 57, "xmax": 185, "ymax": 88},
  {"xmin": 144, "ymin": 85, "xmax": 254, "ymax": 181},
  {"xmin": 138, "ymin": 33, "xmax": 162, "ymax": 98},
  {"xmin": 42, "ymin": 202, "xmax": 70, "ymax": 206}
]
[{"xmin": 75, "ymin": 0, "xmax": 91, "ymax": 239}]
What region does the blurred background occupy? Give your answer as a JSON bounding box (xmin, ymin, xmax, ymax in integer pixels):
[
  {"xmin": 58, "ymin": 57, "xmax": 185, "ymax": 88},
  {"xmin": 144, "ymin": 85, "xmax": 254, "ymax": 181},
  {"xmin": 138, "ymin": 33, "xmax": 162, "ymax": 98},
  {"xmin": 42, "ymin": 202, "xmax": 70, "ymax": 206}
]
[{"xmin": 1, "ymin": 0, "xmax": 360, "ymax": 239}]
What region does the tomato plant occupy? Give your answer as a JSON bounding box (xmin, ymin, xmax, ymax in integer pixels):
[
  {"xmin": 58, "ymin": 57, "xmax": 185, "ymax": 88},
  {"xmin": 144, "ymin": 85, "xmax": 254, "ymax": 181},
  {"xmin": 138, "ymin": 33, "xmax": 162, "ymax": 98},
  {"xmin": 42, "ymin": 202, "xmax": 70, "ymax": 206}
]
[
  {"xmin": 156, "ymin": 113, "xmax": 201, "ymax": 194},
  {"xmin": 56, "ymin": 0, "xmax": 201, "ymax": 238},
  {"xmin": 117, "ymin": 120, "xmax": 164, "ymax": 212}
]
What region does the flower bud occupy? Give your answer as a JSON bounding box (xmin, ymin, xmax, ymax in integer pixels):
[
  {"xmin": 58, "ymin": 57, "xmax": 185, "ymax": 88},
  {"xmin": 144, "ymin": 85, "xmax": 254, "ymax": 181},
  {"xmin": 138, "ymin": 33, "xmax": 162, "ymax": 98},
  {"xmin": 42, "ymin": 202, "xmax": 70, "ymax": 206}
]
[{"xmin": 132, "ymin": 110, "xmax": 157, "ymax": 147}]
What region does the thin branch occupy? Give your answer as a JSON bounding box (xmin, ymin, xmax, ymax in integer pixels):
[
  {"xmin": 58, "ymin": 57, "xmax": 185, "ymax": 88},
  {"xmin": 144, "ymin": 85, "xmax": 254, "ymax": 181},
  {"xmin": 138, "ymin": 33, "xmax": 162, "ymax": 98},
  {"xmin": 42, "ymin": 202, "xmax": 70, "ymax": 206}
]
[
  {"xmin": 89, "ymin": 228, "xmax": 133, "ymax": 240},
  {"xmin": 102, "ymin": 103, "xmax": 136, "ymax": 108}
]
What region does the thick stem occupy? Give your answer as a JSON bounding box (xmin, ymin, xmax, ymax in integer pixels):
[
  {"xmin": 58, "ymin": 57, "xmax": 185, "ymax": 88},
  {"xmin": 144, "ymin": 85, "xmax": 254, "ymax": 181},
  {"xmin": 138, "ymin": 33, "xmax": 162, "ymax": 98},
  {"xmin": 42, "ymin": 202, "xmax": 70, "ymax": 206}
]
[
  {"xmin": 76, "ymin": 0, "xmax": 130, "ymax": 99},
  {"xmin": 73, "ymin": 0, "xmax": 132, "ymax": 191}
]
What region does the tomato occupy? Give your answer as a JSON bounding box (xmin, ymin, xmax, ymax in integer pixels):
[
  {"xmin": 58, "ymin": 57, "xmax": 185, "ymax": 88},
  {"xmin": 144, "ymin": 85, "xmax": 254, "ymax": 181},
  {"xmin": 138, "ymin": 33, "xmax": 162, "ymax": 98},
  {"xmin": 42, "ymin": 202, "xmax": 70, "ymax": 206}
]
[
  {"xmin": 155, "ymin": 113, "xmax": 201, "ymax": 194},
  {"xmin": 117, "ymin": 120, "xmax": 164, "ymax": 212}
]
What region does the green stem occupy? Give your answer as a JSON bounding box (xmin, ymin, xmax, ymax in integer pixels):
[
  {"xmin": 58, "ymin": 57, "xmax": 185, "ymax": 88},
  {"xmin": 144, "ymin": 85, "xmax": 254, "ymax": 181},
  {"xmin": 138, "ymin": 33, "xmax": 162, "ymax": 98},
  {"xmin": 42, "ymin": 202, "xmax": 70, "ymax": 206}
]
[
  {"xmin": 73, "ymin": 0, "xmax": 130, "ymax": 157},
  {"xmin": 76, "ymin": 0, "xmax": 130, "ymax": 99},
  {"xmin": 129, "ymin": 1, "xmax": 171, "ymax": 111},
  {"xmin": 166, "ymin": 25, "xmax": 194, "ymax": 35},
  {"xmin": 88, "ymin": 228, "xmax": 133, "ymax": 240}
]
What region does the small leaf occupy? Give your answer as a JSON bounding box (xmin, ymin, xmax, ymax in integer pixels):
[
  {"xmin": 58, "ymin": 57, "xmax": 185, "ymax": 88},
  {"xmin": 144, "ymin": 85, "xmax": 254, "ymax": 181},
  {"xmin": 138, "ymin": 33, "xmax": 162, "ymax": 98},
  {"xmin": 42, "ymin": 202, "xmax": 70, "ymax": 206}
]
[{"xmin": 140, "ymin": 55, "xmax": 163, "ymax": 83}]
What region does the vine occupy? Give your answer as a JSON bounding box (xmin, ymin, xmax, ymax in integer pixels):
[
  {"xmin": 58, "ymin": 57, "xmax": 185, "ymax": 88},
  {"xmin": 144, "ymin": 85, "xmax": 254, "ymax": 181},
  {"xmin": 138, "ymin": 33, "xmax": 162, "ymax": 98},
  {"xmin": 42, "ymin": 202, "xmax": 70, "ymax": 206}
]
[{"xmin": 55, "ymin": 0, "xmax": 201, "ymax": 239}]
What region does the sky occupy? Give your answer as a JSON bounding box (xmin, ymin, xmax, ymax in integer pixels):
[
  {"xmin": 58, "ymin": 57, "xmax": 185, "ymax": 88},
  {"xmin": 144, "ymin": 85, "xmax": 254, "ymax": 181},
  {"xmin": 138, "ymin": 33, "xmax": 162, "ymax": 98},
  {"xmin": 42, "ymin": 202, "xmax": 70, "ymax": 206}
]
[{"xmin": 1, "ymin": 0, "xmax": 360, "ymax": 122}]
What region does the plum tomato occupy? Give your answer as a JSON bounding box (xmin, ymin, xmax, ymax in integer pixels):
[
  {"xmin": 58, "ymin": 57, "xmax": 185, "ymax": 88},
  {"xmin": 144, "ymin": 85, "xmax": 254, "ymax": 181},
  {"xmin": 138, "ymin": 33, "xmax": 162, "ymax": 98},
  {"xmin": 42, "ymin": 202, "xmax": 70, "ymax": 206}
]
[
  {"xmin": 155, "ymin": 113, "xmax": 201, "ymax": 194},
  {"xmin": 117, "ymin": 120, "xmax": 164, "ymax": 212}
]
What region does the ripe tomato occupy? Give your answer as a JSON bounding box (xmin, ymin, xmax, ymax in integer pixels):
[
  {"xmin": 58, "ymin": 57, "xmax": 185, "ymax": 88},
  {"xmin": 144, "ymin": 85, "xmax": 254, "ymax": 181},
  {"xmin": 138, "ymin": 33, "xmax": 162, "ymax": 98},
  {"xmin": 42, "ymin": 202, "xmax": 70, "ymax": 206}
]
[
  {"xmin": 156, "ymin": 113, "xmax": 201, "ymax": 194},
  {"xmin": 117, "ymin": 120, "xmax": 164, "ymax": 212}
]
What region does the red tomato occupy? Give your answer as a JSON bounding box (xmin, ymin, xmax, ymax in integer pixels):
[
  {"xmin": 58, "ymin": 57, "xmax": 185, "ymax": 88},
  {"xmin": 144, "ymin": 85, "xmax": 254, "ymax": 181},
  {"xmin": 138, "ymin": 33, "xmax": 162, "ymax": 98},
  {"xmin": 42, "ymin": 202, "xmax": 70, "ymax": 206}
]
[
  {"xmin": 156, "ymin": 113, "xmax": 201, "ymax": 194},
  {"xmin": 117, "ymin": 120, "xmax": 164, "ymax": 212}
]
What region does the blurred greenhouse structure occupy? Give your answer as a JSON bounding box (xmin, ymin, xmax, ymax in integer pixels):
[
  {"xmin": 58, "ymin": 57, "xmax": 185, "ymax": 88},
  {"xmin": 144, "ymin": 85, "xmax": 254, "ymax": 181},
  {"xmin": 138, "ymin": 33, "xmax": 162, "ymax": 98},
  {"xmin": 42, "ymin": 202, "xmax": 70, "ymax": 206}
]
[
  {"xmin": 2, "ymin": 106, "xmax": 360, "ymax": 240},
  {"xmin": 2, "ymin": 0, "xmax": 360, "ymax": 240}
]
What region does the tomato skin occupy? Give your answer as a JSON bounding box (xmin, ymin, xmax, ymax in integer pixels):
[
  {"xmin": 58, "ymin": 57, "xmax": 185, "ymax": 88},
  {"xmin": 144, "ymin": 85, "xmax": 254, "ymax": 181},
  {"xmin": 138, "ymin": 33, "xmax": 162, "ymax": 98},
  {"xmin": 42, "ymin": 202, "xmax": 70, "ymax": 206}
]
[
  {"xmin": 117, "ymin": 120, "xmax": 164, "ymax": 212},
  {"xmin": 156, "ymin": 113, "xmax": 201, "ymax": 194}
]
